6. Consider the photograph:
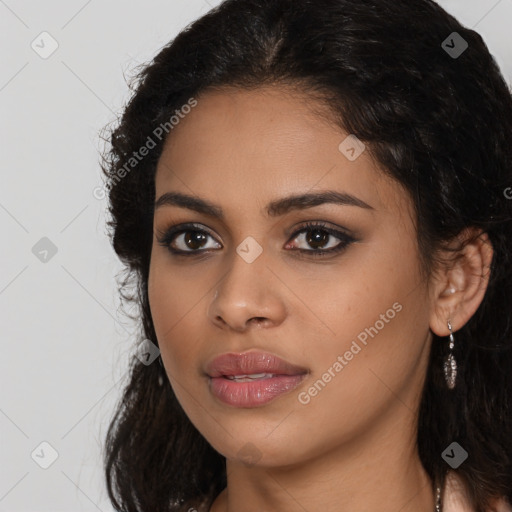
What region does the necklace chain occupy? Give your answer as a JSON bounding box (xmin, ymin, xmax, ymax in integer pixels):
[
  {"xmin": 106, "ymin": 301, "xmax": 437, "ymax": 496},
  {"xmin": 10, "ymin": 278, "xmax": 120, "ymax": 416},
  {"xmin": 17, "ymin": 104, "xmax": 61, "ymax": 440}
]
[{"xmin": 435, "ymin": 484, "xmax": 442, "ymax": 512}]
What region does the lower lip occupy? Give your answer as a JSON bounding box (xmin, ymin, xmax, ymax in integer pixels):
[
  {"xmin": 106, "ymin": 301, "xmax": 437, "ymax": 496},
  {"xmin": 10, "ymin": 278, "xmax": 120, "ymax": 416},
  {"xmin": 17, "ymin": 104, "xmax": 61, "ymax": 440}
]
[{"xmin": 209, "ymin": 374, "xmax": 307, "ymax": 407}]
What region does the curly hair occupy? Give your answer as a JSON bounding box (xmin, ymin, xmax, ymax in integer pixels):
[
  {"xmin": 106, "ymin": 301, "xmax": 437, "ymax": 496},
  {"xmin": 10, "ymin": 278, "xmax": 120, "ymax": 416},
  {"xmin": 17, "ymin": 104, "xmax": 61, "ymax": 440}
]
[{"xmin": 100, "ymin": 1, "xmax": 512, "ymax": 511}]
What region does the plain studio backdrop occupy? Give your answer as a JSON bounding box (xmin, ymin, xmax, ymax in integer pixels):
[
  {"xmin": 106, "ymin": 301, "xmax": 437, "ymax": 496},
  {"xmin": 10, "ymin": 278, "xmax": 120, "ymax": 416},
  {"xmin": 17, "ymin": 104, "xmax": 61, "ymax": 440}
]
[{"xmin": 0, "ymin": 1, "xmax": 511, "ymax": 511}]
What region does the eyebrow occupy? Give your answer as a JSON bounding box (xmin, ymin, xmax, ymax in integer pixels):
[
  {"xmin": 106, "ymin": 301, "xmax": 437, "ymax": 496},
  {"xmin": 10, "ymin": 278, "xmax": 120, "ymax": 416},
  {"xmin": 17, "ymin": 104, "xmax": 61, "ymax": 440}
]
[{"xmin": 154, "ymin": 190, "xmax": 374, "ymax": 219}]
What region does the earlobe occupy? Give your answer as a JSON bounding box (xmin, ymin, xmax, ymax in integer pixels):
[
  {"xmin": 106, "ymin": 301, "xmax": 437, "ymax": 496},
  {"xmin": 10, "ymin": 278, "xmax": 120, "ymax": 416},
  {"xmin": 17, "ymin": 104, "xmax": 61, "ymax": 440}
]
[{"xmin": 429, "ymin": 228, "xmax": 493, "ymax": 337}]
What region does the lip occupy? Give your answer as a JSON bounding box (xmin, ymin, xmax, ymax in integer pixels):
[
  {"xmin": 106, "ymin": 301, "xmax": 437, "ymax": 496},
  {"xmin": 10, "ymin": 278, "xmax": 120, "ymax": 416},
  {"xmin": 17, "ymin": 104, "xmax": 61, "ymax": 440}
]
[
  {"xmin": 205, "ymin": 351, "xmax": 308, "ymax": 378},
  {"xmin": 205, "ymin": 351, "xmax": 308, "ymax": 408}
]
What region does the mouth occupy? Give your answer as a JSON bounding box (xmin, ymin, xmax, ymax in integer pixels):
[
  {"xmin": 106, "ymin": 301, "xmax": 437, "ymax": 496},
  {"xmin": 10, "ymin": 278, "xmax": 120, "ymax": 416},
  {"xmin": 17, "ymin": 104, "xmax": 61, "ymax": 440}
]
[
  {"xmin": 222, "ymin": 373, "xmax": 280, "ymax": 382},
  {"xmin": 205, "ymin": 351, "xmax": 308, "ymax": 378},
  {"xmin": 205, "ymin": 351, "xmax": 309, "ymax": 407}
]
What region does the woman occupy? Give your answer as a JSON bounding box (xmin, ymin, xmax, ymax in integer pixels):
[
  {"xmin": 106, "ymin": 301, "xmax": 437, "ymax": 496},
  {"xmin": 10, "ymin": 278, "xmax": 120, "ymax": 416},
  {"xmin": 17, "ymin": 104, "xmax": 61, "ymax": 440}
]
[{"xmin": 101, "ymin": 0, "xmax": 512, "ymax": 511}]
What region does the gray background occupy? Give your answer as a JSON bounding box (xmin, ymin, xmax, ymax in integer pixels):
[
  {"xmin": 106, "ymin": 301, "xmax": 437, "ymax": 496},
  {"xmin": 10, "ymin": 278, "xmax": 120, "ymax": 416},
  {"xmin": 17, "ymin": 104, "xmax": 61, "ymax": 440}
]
[{"xmin": 1, "ymin": 1, "xmax": 511, "ymax": 510}]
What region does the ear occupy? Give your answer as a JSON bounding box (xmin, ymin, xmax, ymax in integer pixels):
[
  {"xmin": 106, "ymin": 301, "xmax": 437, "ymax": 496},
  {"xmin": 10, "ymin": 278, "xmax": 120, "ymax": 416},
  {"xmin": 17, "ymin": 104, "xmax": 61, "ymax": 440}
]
[{"xmin": 429, "ymin": 228, "xmax": 493, "ymax": 336}]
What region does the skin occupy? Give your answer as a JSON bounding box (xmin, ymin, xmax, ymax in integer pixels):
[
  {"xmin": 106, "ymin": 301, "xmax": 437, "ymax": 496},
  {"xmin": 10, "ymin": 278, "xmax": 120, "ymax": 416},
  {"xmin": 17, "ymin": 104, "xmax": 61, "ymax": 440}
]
[{"xmin": 147, "ymin": 85, "xmax": 493, "ymax": 512}]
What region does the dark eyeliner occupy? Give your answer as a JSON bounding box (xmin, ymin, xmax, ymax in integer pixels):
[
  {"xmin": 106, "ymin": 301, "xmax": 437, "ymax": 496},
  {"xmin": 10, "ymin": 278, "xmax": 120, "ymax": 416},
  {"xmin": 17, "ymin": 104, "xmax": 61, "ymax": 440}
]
[
  {"xmin": 156, "ymin": 221, "xmax": 356, "ymax": 257},
  {"xmin": 288, "ymin": 220, "xmax": 356, "ymax": 257},
  {"xmin": 156, "ymin": 222, "xmax": 215, "ymax": 255}
]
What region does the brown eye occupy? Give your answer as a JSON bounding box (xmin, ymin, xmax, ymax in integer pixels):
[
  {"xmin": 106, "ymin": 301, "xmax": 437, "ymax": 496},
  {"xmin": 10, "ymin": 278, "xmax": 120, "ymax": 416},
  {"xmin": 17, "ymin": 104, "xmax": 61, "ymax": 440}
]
[
  {"xmin": 304, "ymin": 228, "xmax": 332, "ymax": 250},
  {"xmin": 157, "ymin": 223, "xmax": 221, "ymax": 254},
  {"xmin": 286, "ymin": 221, "xmax": 355, "ymax": 256},
  {"xmin": 182, "ymin": 231, "xmax": 208, "ymax": 251},
  {"xmin": 157, "ymin": 221, "xmax": 355, "ymax": 258}
]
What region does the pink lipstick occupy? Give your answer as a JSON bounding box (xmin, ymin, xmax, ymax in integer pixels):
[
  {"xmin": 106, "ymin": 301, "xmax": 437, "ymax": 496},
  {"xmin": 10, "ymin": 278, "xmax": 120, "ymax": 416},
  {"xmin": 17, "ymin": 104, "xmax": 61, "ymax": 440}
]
[{"xmin": 205, "ymin": 351, "xmax": 308, "ymax": 407}]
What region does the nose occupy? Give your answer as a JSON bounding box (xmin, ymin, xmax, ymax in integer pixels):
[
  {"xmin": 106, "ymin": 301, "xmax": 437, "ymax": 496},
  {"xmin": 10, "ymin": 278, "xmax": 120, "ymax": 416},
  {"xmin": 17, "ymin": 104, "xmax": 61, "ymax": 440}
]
[{"xmin": 207, "ymin": 250, "xmax": 287, "ymax": 332}]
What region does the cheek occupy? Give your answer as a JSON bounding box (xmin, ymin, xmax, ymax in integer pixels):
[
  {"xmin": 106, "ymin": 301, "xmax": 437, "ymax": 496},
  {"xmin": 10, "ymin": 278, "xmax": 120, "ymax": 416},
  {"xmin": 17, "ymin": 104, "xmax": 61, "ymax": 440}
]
[
  {"xmin": 314, "ymin": 244, "xmax": 415, "ymax": 331},
  {"xmin": 148, "ymin": 256, "xmax": 215, "ymax": 380},
  {"xmin": 302, "ymin": 228, "xmax": 428, "ymax": 381}
]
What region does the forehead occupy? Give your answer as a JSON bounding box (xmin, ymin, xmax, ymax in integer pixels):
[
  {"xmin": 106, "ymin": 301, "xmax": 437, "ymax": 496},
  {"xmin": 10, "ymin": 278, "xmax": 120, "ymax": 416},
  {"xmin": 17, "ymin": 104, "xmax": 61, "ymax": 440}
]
[
  {"xmin": 159, "ymin": 85, "xmax": 337, "ymax": 166},
  {"xmin": 154, "ymin": 85, "xmax": 409, "ymax": 219}
]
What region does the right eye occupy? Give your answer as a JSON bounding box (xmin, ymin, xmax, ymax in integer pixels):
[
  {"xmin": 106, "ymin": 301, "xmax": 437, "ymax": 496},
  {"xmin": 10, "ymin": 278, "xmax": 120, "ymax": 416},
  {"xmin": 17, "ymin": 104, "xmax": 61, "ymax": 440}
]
[{"xmin": 156, "ymin": 223, "xmax": 222, "ymax": 255}]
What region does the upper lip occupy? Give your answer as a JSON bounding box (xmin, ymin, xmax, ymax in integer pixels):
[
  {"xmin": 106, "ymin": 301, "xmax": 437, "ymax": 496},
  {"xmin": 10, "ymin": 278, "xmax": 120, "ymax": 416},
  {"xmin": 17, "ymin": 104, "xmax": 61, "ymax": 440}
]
[{"xmin": 205, "ymin": 351, "xmax": 308, "ymax": 378}]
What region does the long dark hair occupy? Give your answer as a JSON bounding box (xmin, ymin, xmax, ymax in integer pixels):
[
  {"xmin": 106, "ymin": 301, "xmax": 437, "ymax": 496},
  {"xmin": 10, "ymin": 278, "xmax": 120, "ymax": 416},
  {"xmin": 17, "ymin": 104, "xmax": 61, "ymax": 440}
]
[{"xmin": 100, "ymin": 1, "xmax": 512, "ymax": 511}]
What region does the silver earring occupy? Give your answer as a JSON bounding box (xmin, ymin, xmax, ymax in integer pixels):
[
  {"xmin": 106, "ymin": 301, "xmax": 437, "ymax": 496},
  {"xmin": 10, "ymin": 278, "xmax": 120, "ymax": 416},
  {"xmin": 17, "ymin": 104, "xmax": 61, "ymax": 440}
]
[
  {"xmin": 443, "ymin": 320, "xmax": 457, "ymax": 389},
  {"xmin": 158, "ymin": 357, "xmax": 164, "ymax": 387}
]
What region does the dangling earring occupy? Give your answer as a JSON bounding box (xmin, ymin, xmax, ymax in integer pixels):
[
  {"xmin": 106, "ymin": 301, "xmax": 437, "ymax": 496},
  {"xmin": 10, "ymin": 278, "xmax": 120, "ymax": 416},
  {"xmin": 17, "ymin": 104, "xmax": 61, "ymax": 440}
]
[
  {"xmin": 443, "ymin": 320, "xmax": 457, "ymax": 389},
  {"xmin": 158, "ymin": 356, "xmax": 165, "ymax": 387}
]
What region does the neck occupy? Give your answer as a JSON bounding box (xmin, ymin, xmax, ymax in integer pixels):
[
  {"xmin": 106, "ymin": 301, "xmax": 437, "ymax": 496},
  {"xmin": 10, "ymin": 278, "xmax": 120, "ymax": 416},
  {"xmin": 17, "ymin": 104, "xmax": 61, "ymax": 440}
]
[{"xmin": 210, "ymin": 406, "xmax": 436, "ymax": 512}]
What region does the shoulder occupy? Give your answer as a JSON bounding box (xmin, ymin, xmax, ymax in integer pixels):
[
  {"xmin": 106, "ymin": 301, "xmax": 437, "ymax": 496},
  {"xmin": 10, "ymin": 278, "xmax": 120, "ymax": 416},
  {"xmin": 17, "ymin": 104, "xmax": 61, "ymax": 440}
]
[{"xmin": 443, "ymin": 471, "xmax": 512, "ymax": 512}]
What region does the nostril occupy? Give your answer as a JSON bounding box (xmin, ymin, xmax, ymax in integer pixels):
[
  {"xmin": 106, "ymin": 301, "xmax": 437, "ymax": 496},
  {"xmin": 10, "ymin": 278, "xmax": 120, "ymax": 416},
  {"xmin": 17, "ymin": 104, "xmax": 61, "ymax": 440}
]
[{"xmin": 249, "ymin": 317, "xmax": 267, "ymax": 326}]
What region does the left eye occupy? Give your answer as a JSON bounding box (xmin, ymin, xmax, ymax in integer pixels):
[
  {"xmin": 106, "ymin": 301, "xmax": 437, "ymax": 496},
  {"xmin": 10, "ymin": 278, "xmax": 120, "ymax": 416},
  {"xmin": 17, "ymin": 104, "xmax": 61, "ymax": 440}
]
[
  {"xmin": 285, "ymin": 222, "xmax": 355, "ymax": 256},
  {"xmin": 157, "ymin": 221, "xmax": 355, "ymax": 256}
]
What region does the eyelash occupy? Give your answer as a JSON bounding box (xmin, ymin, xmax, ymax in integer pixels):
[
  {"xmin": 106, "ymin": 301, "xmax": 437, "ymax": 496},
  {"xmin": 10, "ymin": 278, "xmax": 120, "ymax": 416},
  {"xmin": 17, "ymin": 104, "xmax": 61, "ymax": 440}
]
[{"xmin": 156, "ymin": 221, "xmax": 356, "ymax": 258}]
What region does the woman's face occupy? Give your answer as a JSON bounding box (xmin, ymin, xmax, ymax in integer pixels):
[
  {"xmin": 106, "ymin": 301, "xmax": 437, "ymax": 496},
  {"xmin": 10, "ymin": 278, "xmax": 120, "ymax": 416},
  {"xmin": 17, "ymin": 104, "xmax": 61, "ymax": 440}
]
[{"xmin": 148, "ymin": 85, "xmax": 435, "ymax": 467}]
